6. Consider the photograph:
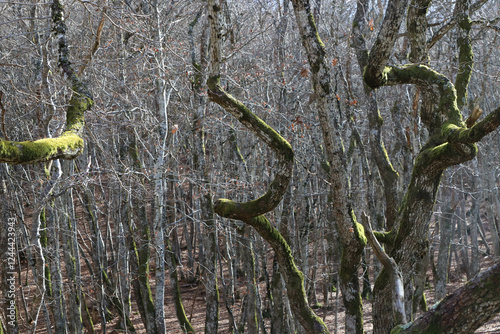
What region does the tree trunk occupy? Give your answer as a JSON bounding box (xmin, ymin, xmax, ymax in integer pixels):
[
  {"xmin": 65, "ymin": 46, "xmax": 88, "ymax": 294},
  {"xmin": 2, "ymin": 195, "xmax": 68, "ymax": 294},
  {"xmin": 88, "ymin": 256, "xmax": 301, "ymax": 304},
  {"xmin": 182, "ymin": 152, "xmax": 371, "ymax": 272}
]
[
  {"xmin": 128, "ymin": 199, "xmax": 157, "ymax": 333},
  {"xmin": 166, "ymin": 237, "xmax": 196, "ymax": 334},
  {"xmin": 435, "ymin": 183, "xmax": 456, "ymax": 300},
  {"xmin": 393, "ymin": 261, "xmax": 500, "ymax": 334},
  {"xmin": 290, "ymin": 1, "xmax": 367, "ymax": 332},
  {"xmin": 238, "ymin": 226, "xmax": 259, "ymax": 334}
]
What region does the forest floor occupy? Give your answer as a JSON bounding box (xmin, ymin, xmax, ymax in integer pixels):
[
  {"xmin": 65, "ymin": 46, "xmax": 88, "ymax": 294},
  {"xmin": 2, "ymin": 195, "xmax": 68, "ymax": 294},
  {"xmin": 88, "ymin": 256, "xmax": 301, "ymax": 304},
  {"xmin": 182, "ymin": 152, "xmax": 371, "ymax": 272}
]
[
  {"xmin": 93, "ymin": 246, "xmax": 500, "ymax": 334},
  {"xmin": 15, "ymin": 217, "xmax": 500, "ymax": 334}
]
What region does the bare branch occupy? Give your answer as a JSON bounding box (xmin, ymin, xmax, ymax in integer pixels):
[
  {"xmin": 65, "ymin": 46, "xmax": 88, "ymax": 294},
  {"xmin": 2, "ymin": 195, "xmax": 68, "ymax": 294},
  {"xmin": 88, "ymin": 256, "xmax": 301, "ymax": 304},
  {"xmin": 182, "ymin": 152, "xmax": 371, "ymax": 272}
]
[{"xmin": 361, "ymin": 214, "xmax": 406, "ymax": 325}]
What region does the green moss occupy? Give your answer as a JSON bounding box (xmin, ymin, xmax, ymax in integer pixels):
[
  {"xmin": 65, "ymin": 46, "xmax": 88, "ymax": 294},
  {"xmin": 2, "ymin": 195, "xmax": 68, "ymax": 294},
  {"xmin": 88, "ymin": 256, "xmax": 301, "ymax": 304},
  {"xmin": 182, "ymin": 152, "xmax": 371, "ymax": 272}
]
[
  {"xmin": 376, "ymin": 112, "xmax": 384, "ymax": 126},
  {"xmin": 66, "ymin": 94, "xmax": 93, "ymax": 132},
  {"xmin": 388, "ymin": 64, "xmax": 465, "ymax": 128},
  {"xmin": 207, "ymin": 75, "xmax": 221, "ymax": 91},
  {"xmin": 213, "ymin": 198, "xmax": 237, "ymax": 218},
  {"xmin": 22, "ymin": 133, "xmax": 83, "ymax": 160},
  {"xmin": 351, "ymin": 213, "xmax": 368, "ymax": 246},
  {"xmin": 374, "ymin": 229, "xmax": 396, "ymax": 244},
  {"xmin": 0, "ymin": 83, "xmax": 93, "ymax": 164},
  {"xmin": 0, "ymin": 132, "xmax": 84, "ymax": 164},
  {"xmin": 413, "ymin": 143, "xmax": 449, "ymax": 171},
  {"xmin": 458, "ymin": 16, "xmax": 472, "ymax": 30},
  {"xmin": 420, "ymin": 292, "xmax": 428, "ymax": 311},
  {"xmin": 364, "ymin": 65, "xmax": 392, "ymax": 88},
  {"xmin": 0, "ymin": 140, "xmax": 21, "ymax": 161},
  {"xmin": 390, "ymin": 323, "xmax": 409, "ymax": 334},
  {"xmin": 245, "ymin": 215, "xmax": 328, "ymax": 333},
  {"xmin": 207, "ymin": 75, "xmax": 293, "ymax": 162}
]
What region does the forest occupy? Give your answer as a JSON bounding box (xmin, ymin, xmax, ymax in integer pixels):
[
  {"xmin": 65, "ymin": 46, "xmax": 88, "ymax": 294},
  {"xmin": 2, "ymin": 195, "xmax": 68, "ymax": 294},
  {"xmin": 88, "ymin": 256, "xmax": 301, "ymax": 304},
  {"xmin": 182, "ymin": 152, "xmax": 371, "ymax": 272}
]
[{"xmin": 0, "ymin": 0, "xmax": 499, "ymax": 333}]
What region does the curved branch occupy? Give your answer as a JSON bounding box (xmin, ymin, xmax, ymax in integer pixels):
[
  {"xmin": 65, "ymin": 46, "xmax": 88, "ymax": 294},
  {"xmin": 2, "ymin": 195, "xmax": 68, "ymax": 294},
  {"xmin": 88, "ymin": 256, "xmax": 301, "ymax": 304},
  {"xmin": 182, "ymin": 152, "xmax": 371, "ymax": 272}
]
[
  {"xmin": 207, "ymin": 3, "xmax": 293, "ymax": 221},
  {"xmin": 207, "ymin": 81, "xmax": 294, "ymax": 220},
  {"xmin": 0, "ymin": 0, "xmax": 93, "ymax": 165},
  {"xmin": 246, "ymin": 215, "xmax": 328, "ymax": 334},
  {"xmin": 445, "ymin": 106, "xmax": 500, "ymax": 143},
  {"xmin": 364, "ymin": 0, "xmax": 410, "ymax": 88},
  {"xmin": 206, "ymin": 2, "xmax": 328, "ymax": 333},
  {"xmin": 381, "ymin": 64, "xmax": 464, "ymax": 130}
]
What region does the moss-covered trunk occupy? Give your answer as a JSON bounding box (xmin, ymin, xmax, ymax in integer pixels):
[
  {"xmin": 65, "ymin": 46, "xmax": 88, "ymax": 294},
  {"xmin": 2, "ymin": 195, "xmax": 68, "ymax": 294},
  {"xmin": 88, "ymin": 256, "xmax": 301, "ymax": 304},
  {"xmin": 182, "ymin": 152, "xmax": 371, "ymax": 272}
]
[{"xmin": 363, "ymin": 0, "xmax": 500, "ymax": 332}]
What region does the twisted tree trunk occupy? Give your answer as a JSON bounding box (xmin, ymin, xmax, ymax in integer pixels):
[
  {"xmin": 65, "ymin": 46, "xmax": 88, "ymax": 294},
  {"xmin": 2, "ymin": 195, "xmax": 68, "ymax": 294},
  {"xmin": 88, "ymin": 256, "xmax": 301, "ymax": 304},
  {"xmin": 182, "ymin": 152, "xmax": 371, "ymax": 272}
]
[{"xmin": 206, "ymin": 1, "xmax": 327, "ymax": 333}]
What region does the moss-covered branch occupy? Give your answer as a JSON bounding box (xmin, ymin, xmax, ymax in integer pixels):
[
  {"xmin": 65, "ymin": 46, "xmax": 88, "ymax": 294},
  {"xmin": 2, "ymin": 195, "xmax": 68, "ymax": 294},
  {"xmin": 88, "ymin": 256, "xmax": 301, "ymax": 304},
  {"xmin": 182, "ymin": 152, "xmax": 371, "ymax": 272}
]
[
  {"xmin": 373, "ymin": 230, "xmax": 397, "ymax": 245},
  {"xmin": 444, "ymin": 106, "xmax": 500, "ymax": 143},
  {"xmin": 207, "ymin": 1, "xmax": 294, "ymax": 220},
  {"xmin": 0, "ymin": 0, "xmax": 92, "ymax": 165},
  {"xmin": 291, "ymin": 1, "xmax": 366, "ymax": 332},
  {"xmin": 0, "ymin": 133, "xmax": 83, "ymax": 165},
  {"xmin": 245, "ymin": 215, "xmax": 329, "ymax": 333},
  {"xmin": 364, "ymin": 0, "xmax": 499, "ymax": 332}
]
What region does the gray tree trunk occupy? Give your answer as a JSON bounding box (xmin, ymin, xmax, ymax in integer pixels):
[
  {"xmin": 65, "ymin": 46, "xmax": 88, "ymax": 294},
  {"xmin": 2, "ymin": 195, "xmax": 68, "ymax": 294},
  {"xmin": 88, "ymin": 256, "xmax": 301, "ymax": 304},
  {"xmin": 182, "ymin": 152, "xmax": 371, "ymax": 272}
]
[{"xmin": 435, "ymin": 183, "xmax": 456, "ymax": 300}]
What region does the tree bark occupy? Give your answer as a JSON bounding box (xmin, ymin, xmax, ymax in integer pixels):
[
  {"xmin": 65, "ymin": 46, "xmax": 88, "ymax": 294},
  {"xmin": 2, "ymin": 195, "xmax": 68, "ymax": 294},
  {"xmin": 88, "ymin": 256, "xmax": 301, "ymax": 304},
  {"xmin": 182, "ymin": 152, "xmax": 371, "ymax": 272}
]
[{"xmin": 392, "ymin": 261, "xmax": 500, "ymax": 334}]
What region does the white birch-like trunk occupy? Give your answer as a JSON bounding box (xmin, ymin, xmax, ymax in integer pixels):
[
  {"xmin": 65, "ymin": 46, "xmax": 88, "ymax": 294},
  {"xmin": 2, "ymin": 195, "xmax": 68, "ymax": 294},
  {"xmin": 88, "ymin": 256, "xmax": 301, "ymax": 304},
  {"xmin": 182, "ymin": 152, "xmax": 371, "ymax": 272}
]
[
  {"xmin": 152, "ymin": 77, "xmax": 169, "ymax": 334},
  {"xmin": 151, "ymin": 1, "xmax": 171, "ymax": 331},
  {"xmin": 49, "ymin": 201, "xmax": 68, "ymax": 334}
]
